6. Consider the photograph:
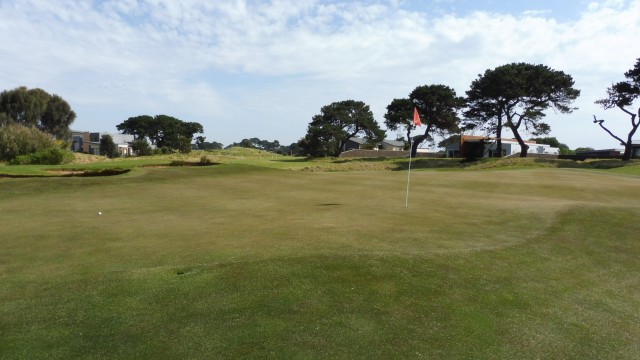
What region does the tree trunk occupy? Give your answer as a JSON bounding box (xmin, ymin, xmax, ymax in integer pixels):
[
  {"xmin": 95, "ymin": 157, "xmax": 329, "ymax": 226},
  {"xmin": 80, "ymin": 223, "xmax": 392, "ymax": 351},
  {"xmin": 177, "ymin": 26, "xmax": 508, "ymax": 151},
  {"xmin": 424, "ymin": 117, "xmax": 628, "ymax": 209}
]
[
  {"xmin": 411, "ymin": 125, "xmax": 432, "ymax": 157},
  {"xmin": 509, "ymin": 124, "xmax": 529, "ymax": 158},
  {"xmin": 496, "ymin": 114, "xmax": 503, "ymax": 157},
  {"xmin": 622, "ymin": 145, "xmax": 632, "ymax": 161},
  {"xmin": 411, "ymin": 134, "xmax": 427, "ymax": 157}
]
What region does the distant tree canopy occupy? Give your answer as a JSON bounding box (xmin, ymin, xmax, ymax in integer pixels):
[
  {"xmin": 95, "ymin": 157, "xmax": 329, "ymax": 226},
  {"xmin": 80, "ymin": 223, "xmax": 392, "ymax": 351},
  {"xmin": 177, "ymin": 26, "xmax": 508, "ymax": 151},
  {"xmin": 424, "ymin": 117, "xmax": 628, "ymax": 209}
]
[
  {"xmin": 593, "ymin": 57, "xmax": 640, "ymax": 160},
  {"xmin": 117, "ymin": 115, "xmax": 203, "ymax": 153},
  {"xmin": 0, "ymin": 86, "xmax": 76, "ymax": 139},
  {"xmin": 530, "ymin": 136, "xmax": 573, "ymax": 155},
  {"xmin": 464, "ymin": 63, "xmax": 580, "ymax": 157},
  {"xmin": 193, "ymin": 136, "xmax": 223, "ymax": 150},
  {"xmin": 299, "ymin": 100, "xmax": 385, "ymax": 157},
  {"xmin": 226, "ymin": 137, "xmax": 285, "ymax": 153}
]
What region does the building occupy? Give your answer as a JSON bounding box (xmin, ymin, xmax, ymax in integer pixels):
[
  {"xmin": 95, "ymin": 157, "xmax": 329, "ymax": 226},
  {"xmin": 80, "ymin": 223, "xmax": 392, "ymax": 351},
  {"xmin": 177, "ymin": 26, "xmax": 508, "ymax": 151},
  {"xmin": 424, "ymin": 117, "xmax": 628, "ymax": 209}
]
[
  {"xmin": 442, "ymin": 135, "xmax": 559, "ymax": 158},
  {"xmin": 342, "ymin": 137, "xmax": 369, "ymax": 151},
  {"xmin": 71, "ymin": 131, "xmax": 135, "ymax": 156},
  {"xmin": 379, "ymin": 139, "xmax": 405, "ymax": 151},
  {"xmin": 343, "ymin": 137, "xmax": 405, "ymax": 152}
]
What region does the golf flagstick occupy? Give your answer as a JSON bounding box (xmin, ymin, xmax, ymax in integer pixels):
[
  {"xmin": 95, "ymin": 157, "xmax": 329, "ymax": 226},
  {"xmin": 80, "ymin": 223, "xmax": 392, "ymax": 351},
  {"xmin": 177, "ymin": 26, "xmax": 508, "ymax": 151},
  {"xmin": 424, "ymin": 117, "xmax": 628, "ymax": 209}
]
[
  {"xmin": 406, "ymin": 107, "xmax": 423, "ymax": 208},
  {"xmin": 405, "ymin": 137, "xmax": 413, "ymax": 208}
]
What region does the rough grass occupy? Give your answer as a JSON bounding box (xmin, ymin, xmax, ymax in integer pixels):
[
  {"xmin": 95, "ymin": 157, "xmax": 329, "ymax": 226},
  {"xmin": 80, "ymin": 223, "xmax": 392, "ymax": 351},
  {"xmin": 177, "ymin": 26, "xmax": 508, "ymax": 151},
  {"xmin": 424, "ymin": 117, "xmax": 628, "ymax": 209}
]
[{"xmin": 1, "ymin": 159, "xmax": 640, "ymax": 358}]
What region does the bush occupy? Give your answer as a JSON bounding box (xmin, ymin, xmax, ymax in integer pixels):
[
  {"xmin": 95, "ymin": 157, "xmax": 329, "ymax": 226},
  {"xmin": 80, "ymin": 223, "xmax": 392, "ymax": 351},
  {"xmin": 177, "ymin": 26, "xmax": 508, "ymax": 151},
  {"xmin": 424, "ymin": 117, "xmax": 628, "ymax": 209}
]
[
  {"xmin": 131, "ymin": 139, "xmax": 152, "ymax": 156},
  {"xmin": 0, "ymin": 123, "xmax": 56, "ymax": 161},
  {"xmin": 10, "ymin": 147, "xmax": 75, "ymax": 165},
  {"xmin": 99, "ymin": 134, "xmax": 119, "ymax": 158}
]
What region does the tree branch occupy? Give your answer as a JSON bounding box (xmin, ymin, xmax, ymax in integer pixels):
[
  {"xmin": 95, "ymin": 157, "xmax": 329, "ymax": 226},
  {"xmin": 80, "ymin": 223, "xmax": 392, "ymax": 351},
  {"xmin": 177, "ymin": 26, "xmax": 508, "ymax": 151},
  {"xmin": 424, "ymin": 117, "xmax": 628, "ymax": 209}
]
[{"xmin": 592, "ymin": 115, "xmax": 627, "ymax": 146}]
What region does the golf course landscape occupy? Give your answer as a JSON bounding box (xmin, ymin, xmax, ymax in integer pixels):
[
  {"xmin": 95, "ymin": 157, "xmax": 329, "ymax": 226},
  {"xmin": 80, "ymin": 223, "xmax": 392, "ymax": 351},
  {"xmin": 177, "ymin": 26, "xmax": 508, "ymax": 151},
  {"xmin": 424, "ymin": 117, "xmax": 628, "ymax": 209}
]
[{"xmin": 2, "ymin": 150, "xmax": 640, "ymax": 359}]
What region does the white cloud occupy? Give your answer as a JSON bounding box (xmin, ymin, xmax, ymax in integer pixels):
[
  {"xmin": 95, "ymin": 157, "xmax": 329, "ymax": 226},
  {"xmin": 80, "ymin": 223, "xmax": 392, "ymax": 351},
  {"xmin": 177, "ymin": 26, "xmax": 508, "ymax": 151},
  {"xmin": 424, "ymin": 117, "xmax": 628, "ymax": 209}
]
[{"xmin": 0, "ymin": 0, "xmax": 639, "ymax": 148}]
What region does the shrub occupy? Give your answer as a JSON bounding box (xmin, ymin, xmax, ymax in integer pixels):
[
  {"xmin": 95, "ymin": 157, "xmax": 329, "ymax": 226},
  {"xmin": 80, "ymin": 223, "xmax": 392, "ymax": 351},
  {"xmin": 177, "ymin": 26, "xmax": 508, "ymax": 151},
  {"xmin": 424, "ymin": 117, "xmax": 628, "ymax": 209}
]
[
  {"xmin": 131, "ymin": 139, "xmax": 152, "ymax": 156},
  {"xmin": 0, "ymin": 123, "xmax": 56, "ymax": 161},
  {"xmin": 10, "ymin": 147, "xmax": 75, "ymax": 165},
  {"xmin": 99, "ymin": 134, "xmax": 119, "ymax": 158}
]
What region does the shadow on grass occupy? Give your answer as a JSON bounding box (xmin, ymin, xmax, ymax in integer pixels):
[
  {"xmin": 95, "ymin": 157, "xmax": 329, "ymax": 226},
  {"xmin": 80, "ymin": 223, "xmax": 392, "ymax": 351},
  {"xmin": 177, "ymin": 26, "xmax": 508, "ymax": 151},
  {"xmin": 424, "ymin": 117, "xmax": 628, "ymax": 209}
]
[
  {"xmin": 270, "ymin": 158, "xmax": 312, "ymax": 163},
  {"xmin": 0, "ymin": 168, "xmax": 131, "ymax": 178}
]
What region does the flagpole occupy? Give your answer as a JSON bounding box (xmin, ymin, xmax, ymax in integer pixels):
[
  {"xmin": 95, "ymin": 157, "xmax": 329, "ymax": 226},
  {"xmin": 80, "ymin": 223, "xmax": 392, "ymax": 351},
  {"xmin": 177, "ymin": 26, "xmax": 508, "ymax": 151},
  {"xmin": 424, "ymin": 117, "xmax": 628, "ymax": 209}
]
[
  {"xmin": 406, "ymin": 106, "xmax": 423, "ymax": 208},
  {"xmin": 405, "ymin": 138, "xmax": 413, "ymax": 208}
]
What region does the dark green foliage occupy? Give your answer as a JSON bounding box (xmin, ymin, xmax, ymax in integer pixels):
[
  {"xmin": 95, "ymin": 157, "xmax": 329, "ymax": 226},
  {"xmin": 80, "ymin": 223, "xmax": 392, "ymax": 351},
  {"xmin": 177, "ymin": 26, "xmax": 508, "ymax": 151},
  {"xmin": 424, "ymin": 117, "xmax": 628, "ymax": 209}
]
[
  {"xmin": 131, "ymin": 138, "xmax": 152, "ymax": 156},
  {"xmin": 0, "ymin": 123, "xmax": 56, "ymax": 161},
  {"xmin": 384, "ymin": 86, "xmax": 464, "ymax": 157},
  {"xmin": 409, "ymin": 84, "xmax": 465, "ymax": 157},
  {"xmin": 465, "ymin": 63, "xmax": 580, "ymax": 157},
  {"xmin": 117, "ymin": 114, "xmax": 203, "ymax": 153},
  {"xmin": 99, "ymin": 134, "xmax": 119, "ymax": 158},
  {"xmin": 384, "ymin": 98, "xmax": 414, "ymax": 149},
  {"xmin": 0, "ymin": 86, "xmax": 76, "ymax": 139},
  {"xmin": 593, "ymin": 58, "xmax": 640, "ymax": 160},
  {"xmin": 225, "ymin": 137, "xmax": 291, "ymax": 154},
  {"xmin": 10, "ymin": 147, "xmax": 74, "ymax": 165},
  {"xmin": 194, "ymin": 139, "xmax": 223, "ymax": 150},
  {"xmin": 531, "ymin": 136, "xmax": 573, "ymax": 155},
  {"xmin": 300, "ymin": 100, "xmax": 385, "ymax": 157}
]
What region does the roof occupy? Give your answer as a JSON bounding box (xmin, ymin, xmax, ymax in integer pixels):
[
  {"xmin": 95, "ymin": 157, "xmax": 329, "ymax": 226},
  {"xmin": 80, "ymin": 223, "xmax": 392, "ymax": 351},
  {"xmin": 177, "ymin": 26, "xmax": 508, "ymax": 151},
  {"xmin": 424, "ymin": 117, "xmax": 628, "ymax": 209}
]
[
  {"xmin": 347, "ymin": 137, "xmax": 368, "ymax": 145},
  {"xmin": 461, "ymin": 135, "xmax": 536, "ymax": 144},
  {"xmin": 382, "ymin": 139, "xmax": 404, "ymax": 147}
]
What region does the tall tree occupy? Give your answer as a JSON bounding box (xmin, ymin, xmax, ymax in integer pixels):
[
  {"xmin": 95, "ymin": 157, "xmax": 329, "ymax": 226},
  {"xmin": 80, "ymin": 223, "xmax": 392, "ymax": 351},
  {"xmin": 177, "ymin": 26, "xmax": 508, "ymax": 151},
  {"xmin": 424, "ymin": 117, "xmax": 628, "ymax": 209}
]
[
  {"xmin": 464, "ymin": 63, "xmax": 580, "ymax": 157},
  {"xmin": 384, "ymin": 98, "xmax": 414, "ymax": 150},
  {"xmin": 0, "ymin": 86, "xmax": 76, "ymax": 139},
  {"xmin": 41, "ymin": 94, "xmax": 76, "ymax": 139},
  {"xmin": 299, "ymin": 100, "xmax": 385, "ymax": 157},
  {"xmin": 116, "ymin": 115, "xmax": 154, "ymax": 140},
  {"xmin": 530, "ymin": 136, "xmax": 573, "ymax": 155},
  {"xmin": 117, "ymin": 114, "xmax": 203, "ymax": 153},
  {"xmin": 593, "ymin": 58, "xmax": 640, "ymax": 160},
  {"xmin": 409, "ymin": 85, "xmax": 465, "ymax": 157}
]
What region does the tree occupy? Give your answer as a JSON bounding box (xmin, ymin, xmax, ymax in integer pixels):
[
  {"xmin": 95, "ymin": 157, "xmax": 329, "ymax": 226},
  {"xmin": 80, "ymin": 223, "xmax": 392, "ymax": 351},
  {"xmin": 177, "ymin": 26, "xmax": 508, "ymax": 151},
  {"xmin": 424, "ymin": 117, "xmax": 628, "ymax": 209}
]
[
  {"xmin": 384, "ymin": 98, "xmax": 413, "ymax": 150},
  {"xmin": 530, "ymin": 136, "xmax": 573, "ymax": 155},
  {"xmin": 41, "ymin": 94, "xmax": 76, "ymax": 139},
  {"xmin": 409, "ymin": 85, "xmax": 465, "ymax": 157},
  {"xmin": 100, "ymin": 134, "xmax": 119, "ymax": 158},
  {"xmin": 299, "ymin": 100, "xmax": 385, "ymax": 157},
  {"xmin": 593, "ymin": 58, "xmax": 640, "ymax": 160},
  {"xmin": 99, "ymin": 134, "xmax": 119, "ymax": 158},
  {"xmin": 194, "ymin": 139, "xmax": 223, "ymax": 150},
  {"xmin": 131, "ymin": 138, "xmax": 152, "ymax": 156},
  {"xmin": 464, "ymin": 63, "xmax": 580, "ymax": 157},
  {"xmin": 116, "ymin": 115, "xmax": 154, "ymax": 140},
  {"xmin": 0, "ymin": 86, "xmax": 76, "ymax": 139},
  {"xmin": 117, "ymin": 114, "xmax": 203, "ymax": 153}
]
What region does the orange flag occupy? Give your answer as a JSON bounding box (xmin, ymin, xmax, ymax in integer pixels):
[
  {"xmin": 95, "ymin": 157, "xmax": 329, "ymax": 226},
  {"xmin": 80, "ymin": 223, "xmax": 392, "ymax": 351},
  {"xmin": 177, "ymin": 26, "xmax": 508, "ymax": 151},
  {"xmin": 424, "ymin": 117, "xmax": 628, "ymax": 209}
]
[{"xmin": 413, "ymin": 107, "xmax": 422, "ymax": 126}]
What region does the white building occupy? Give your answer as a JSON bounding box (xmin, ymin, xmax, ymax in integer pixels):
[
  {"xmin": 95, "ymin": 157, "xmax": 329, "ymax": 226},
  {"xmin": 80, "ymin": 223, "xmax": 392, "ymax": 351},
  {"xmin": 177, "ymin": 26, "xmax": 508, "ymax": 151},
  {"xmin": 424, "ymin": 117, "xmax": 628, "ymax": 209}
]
[{"xmin": 443, "ymin": 135, "xmax": 559, "ymax": 158}]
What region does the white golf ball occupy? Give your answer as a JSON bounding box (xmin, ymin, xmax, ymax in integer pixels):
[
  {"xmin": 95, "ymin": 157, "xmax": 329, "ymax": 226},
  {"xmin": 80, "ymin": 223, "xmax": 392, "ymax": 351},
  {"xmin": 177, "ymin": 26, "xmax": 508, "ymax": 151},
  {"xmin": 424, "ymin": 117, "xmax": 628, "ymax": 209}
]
[{"xmin": 98, "ymin": 211, "xmax": 102, "ymax": 216}]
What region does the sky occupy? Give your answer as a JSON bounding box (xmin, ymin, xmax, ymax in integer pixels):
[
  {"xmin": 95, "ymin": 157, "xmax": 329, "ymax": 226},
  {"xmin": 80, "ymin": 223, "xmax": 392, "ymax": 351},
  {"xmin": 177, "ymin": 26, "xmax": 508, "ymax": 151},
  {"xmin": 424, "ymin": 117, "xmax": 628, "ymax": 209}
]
[{"xmin": 1, "ymin": 0, "xmax": 639, "ymax": 149}]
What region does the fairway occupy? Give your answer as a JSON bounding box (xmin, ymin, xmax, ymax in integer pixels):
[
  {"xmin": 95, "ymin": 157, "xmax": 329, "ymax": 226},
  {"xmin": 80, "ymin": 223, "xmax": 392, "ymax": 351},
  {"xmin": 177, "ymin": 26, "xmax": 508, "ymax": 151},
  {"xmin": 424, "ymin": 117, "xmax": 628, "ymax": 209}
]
[{"xmin": 2, "ymin": 164, "xmax": 640, "ymax": 359}]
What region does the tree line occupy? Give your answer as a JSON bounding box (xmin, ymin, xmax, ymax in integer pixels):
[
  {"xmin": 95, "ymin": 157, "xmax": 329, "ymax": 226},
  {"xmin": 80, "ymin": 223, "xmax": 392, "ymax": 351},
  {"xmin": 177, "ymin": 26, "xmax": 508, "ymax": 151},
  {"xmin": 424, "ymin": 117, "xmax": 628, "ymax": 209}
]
[
  {"xmin": 1, "ymin": 58, "xmax": 638, "ymax": 163},
  {"xmin": 298, "ymin": 59, "xmax": 640, "ymax": 160}
]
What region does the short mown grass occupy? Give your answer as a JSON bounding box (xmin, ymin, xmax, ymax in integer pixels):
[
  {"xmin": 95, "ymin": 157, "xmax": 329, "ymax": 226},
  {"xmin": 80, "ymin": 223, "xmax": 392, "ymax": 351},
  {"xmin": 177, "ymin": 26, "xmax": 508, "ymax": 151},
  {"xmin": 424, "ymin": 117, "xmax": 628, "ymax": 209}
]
[{"xmin": 1, "ymin": 157, "xmax": 640, "ymax": 359}]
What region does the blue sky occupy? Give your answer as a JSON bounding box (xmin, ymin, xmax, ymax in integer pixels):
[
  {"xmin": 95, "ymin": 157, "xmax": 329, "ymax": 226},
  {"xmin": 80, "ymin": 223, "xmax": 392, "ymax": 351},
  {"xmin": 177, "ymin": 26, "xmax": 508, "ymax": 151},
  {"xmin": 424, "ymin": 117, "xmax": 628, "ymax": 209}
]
[{"xmin": 1, "ymin": 0, "xmax": 639, "ymax": 149}]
